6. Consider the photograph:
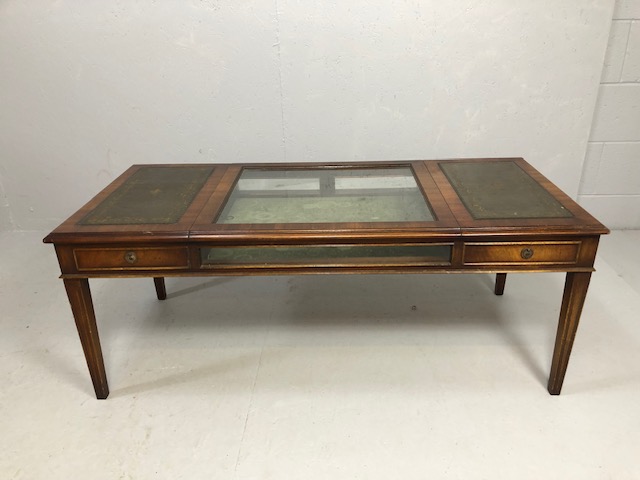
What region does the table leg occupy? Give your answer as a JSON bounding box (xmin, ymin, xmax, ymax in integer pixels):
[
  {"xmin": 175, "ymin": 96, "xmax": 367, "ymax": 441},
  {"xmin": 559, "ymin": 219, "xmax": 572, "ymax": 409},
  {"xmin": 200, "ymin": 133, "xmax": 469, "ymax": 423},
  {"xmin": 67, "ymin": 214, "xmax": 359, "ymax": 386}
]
[
  {"xmin": 154, "ymin": 277, "xmax": 167, "ymax": 300},
  {"xmin": 494, "ymin": 273, "xmax": 507, "ymax": 295},
  {"xmin": 63, "ymin": 278, "xmax": 109, "ymax": 399},
  {"xmin": 547, "ymin": 272, "xmax": 592, "ymax": 395}
]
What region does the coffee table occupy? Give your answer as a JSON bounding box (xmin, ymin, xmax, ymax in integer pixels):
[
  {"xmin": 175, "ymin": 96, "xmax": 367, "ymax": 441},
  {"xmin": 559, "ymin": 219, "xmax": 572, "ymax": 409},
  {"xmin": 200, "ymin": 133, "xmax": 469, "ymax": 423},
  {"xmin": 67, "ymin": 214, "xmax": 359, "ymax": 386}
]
[{"xmin": 44, "ymin": 158, "xmax": 608, "ymax": 398}]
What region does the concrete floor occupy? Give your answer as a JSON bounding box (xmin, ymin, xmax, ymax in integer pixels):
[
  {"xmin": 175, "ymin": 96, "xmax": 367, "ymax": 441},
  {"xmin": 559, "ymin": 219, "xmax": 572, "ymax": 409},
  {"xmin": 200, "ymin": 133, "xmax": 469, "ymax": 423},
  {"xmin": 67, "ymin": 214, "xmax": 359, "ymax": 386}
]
[{"xmin": 1, "ymin": 230, "xmax": 639, "ymax": 479}]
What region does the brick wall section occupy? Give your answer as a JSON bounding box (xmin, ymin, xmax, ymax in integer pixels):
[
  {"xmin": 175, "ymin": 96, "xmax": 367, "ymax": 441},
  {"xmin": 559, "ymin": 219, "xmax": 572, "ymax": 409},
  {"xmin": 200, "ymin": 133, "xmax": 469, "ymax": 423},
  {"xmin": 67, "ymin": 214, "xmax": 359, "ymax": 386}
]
[{"xmin": 579, "ymin": 0, "xmax": 640, "ymax": 228}]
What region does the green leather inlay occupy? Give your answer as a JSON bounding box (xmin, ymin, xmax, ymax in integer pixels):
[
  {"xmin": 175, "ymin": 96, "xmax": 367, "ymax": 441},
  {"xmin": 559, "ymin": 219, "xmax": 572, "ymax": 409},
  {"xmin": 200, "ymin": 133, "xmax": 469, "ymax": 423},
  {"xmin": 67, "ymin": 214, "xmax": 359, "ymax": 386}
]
[
  {"xmin": 440, "ymin": 161, "xmax": 573, "ymax": 220},
  {"xmin": 80, "ymin": 166, "xmax": 213, "ymax": 225}
]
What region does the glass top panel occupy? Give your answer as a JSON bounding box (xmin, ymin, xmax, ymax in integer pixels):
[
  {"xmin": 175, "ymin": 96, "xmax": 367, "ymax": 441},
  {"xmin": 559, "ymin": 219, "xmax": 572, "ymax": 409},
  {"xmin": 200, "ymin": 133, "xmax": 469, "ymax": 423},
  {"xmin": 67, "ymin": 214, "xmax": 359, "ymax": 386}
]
[
  {"xmin": 215, "ymin": 167, "xmax": 435, "ymax": 224},
  {"xmin": 439, "ymin": 161, "xmax": 573, "ymax": 220},
  {"xmin": 80, "ymin": 166, "xmax": 214, "ymax": 225},
  {"xmin": 201, "ymin": 244, "xmax": 451, "ymax": 266}
]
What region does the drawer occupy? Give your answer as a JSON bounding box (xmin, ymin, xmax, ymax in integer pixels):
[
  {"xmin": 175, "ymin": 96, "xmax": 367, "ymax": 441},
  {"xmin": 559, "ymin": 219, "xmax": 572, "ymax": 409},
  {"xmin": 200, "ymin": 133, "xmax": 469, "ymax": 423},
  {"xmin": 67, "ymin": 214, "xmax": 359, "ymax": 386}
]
[
  {"xmin": 463, "ymin": 242, "xmax": 581, "ymax": 266},
  {"xmin": 74, "ymin": 247, "xmax": 189, "ymax": 271}
]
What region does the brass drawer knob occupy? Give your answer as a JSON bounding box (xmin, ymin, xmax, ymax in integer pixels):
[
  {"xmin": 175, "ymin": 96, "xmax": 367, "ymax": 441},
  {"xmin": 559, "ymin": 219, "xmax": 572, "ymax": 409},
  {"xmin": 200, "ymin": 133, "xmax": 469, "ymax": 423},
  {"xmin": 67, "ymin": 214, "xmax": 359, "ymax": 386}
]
[
  {"xmin": 521, "ymin": 248, "xmax": 534, "ymax": 260},
  {"xmin": 124, "ymin": 251, "xmax": 138, "ymax": 264}
]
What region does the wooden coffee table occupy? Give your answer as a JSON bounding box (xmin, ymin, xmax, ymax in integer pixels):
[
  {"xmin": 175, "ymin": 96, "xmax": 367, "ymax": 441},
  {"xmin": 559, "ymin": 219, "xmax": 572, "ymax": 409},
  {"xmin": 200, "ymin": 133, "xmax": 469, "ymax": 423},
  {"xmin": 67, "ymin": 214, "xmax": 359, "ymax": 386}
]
[{"xmin": 44, "ymin": 158, "xmax": 608, "ymax": 398}]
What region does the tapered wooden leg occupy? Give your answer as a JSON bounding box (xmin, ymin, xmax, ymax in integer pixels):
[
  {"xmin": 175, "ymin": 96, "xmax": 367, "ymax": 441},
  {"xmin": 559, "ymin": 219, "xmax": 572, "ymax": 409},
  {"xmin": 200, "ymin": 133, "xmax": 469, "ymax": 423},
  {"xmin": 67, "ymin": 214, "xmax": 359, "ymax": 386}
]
[
  {"xmin": 154, "ymin": 277, "xmax": 167, "ymax": 300},
  {"xmin": 63, "ymin": 278, "xmax": 109, "ymax": 399},
  {"xmin": 548, "ymin": 272, "xmax": 592, "ymax": 395},
  {"xmin": 494, "ymin": 273, "xmax": 507, "ymax": 295}
]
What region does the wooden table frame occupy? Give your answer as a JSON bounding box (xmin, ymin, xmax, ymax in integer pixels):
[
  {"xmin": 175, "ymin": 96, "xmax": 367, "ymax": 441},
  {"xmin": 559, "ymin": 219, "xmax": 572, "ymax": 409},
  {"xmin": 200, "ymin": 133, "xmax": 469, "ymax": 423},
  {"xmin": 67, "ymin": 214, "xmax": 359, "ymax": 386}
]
[{"xmin": 45, "ymin": 158, "xmax": 608, "ymax": 399}]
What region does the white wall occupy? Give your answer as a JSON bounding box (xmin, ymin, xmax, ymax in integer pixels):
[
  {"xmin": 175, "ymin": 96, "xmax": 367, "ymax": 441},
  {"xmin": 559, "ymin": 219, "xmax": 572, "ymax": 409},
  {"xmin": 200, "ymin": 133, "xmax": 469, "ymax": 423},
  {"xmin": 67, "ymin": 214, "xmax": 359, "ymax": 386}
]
[
  {"xmin": 0, "ymin": 175, "xmax": 11, "ymax": 229},
  {"xmin": 0, "ymin": 0, "xmax": 613, "ymax": 231},
  {"xmin": 578, "ymin": 0, "xmax": 640, "ymax": 229}
]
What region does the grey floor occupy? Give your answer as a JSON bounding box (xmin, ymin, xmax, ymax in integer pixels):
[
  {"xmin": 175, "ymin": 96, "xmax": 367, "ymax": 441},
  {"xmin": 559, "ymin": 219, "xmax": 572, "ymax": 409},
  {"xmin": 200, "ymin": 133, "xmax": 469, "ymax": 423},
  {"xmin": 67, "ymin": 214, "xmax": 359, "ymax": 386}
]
[{"xmin": 1, "ymin": 230, "xmax": 640, "ymax": 479}]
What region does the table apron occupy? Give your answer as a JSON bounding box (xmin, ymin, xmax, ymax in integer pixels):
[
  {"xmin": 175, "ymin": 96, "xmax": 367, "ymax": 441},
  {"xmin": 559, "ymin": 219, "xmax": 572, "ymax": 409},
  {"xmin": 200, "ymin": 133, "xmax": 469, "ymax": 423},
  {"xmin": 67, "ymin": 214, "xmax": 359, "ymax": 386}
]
[{"xmin": 54, "ymin": 236, "xmax": 600, "ymax": 276}]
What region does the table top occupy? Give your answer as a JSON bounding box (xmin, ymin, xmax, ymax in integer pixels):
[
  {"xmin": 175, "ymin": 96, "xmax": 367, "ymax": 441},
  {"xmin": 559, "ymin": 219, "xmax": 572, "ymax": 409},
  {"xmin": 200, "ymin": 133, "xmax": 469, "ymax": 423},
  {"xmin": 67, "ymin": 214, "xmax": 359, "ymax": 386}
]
[{"xmin": 44, "ymin": 158, "xmax": 608, "ymax": 244}]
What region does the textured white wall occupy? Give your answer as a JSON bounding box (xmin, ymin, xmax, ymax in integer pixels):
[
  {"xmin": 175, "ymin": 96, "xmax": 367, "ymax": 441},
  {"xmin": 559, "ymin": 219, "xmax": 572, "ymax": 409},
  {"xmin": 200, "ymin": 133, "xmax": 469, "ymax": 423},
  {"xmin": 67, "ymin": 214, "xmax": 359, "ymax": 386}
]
[
  {"xmin": 0, "ymin": 0, "xmax": 613, "ymax": 230},
  {"xmin": 579, "ymin": 0, "xmax": 640, "ymax": 229},
  {"xmin": 0, "ymin": 176, "xmax": 10, "ymax": 229}
]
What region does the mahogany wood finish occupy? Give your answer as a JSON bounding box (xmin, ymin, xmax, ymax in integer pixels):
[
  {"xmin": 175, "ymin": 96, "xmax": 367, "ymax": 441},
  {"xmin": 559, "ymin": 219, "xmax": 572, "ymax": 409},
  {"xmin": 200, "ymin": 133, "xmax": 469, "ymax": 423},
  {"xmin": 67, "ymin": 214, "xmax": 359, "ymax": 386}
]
[
  {"xmin": 74, "ymin": 246, "xmax": 190, "ymax": 271},
  {"xmin": 44, "ymin": 158, "xmax": 609, "ymax": 398},
  {"xmin": 63, "ymin": 278, "xmax": 109, "ymax": 399},
  {"xmin": 548, "ymin": 272, "xmax": 592, "ymax": 395},
  {"xmin": 426, "ymin": 158, "xmax": 606, "ymax": 235},
  {"xmin": 154, "ymin": 278, "xmax": 167, "ymax": 301},
  {"xmin": 463, "ymin": 241, "xmax": 581, "ymax": 266},
  {"xmin": 494, "ymin": 273, "xmax": 507, "ymax": 296}
]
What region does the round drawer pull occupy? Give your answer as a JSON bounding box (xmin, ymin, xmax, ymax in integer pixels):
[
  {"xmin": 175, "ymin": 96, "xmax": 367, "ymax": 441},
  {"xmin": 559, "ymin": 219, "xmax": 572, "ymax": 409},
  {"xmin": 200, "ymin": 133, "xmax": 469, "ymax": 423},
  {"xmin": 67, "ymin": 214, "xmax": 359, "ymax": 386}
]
[
  {"xmin": 124, "ymin": 251, "xmax": 138, "ymax": 264},
  {"xmin": 520, "ymin": 248, "xmax": 534, "ymax": 260}
]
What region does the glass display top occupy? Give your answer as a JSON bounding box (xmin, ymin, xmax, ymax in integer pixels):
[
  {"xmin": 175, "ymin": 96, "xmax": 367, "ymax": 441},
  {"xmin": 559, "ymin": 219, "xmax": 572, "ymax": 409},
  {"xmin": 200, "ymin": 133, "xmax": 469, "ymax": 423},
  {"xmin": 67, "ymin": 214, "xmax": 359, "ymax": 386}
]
[{"xmin": 215, "ymin": 167, "xmax": 435, "ymax": 224}]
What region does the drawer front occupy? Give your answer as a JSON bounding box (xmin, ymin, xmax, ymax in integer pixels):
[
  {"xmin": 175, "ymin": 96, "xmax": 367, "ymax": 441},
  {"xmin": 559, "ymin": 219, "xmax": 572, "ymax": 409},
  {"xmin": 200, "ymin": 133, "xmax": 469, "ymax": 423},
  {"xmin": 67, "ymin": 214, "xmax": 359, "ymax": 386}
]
[
  {"xmin": 463, "ymin": 242, "xmax": 581, "ymax": 266},
  {"xmin": 74, "ymin": 247, "xmax": 189, "ymax": 271}
]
